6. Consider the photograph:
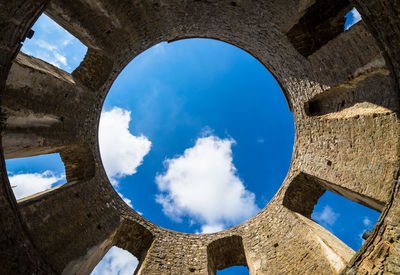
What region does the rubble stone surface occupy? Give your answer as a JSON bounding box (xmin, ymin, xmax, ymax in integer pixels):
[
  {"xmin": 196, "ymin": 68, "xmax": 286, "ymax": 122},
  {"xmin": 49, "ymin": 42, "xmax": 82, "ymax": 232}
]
[{"xmin": 0, "ymin": 0, "xmax": 399, "ymax": 274}]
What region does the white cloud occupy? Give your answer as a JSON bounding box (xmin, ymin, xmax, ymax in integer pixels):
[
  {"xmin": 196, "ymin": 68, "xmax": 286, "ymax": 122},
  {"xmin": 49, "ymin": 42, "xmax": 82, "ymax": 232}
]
[
  {"xmin": 54, "ymin": 52, "xmax": 67, "ymax": 66},
  {"xmin": 363, "ymin": 216, "xmax": 371, "ymax": 227},
  {"xmin": 99, "ymin": 107, "xmax": 151, "ymax": 186},
  {"xmin": 92, "ymin": 246, "xmax": 138, "ymax": 275},
  {"xmin": 35, "ymin": 40, "xmax": 57, "ymax": 51},
  {"xmin": 32, "ymin": 40, "xmax": 69, "ymax": 69},
  {"xmin": 345, "ymin": 8, "xmax": 362, "ymax": 30},
  {"xmin": 9, "ymin": 171, "xmax": 64, "ymax": 200},
  {"xmin": 155, "ymin": 135, "xmax": 259, "ymax": 232},
  {"xmin": 199, "ymin": 224, "xmax": 225, "ymax": 234},
  {"xmin": 312, "ymin": 205, "xmax": 339, "ymax": 226},
  {"xmin": 62, "ymin": 38, "xmax": 73, "ymax": 46}
]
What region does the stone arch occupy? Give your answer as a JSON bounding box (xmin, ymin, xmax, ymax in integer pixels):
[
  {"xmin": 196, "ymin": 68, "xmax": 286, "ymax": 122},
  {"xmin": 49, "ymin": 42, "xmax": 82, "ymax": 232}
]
[
  {"xmin": 0, "ymin": 1, "xmax": 399, "ymax": 274},
  {"xmin": 64, "ymin": 219, "xmax": 155, "ymax": 275},
  {"xmin": 207, "ymin": 235, "xmax": 248, "ymax": 275}
]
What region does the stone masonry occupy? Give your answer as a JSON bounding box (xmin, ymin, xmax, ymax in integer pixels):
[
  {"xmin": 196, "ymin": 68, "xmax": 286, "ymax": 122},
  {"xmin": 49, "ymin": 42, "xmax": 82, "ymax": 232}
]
[{"xmin": 0, "ymin": 0, "xmax": 400, "ymax": 274}]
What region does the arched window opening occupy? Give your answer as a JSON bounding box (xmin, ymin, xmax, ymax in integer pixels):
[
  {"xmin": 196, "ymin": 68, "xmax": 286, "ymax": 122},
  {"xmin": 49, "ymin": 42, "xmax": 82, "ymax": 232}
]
[
  {"xmin": 91, "ymin": 246, "xmax": 139, "ymax": 275},
  {"xmin": 207, "ymin": 236, "xmax": 248, "ymax": 275},
  {"xmin": 20, "ymin": 13, "xmax": 87, "ymax": 73},
  {"xmin": 283, "ymin": 173, "xmax": 380, "ymax": 252},
  {"xmin": 312, "ymin": 190, "xmax": 379, "ymax": 251},
  {"xmin": 5, "ymin": 153, "xmax": 65, "ymax": 201}
]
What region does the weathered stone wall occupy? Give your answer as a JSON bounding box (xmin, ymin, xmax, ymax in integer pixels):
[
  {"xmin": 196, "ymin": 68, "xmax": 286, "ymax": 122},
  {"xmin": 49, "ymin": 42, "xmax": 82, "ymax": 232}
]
[
  {"xmin": 0, "ymin": 0, "xmax": 399, "ymax": 274},
  {"xmin": 0, "ymin": 1, "xmax": 55, "ymax": 274}
]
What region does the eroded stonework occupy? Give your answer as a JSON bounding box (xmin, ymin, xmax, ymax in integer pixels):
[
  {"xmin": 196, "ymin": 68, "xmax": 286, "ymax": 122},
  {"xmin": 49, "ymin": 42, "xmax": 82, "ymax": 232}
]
[{"xmin": 0, "ymin": 0, "xmax": 399, "ymax": 274}]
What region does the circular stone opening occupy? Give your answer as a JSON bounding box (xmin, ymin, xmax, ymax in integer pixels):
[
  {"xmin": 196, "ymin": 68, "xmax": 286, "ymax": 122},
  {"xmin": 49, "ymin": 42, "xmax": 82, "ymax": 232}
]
[{"xmin": 99, "ymin": 38, "xmax": 294, "ymax": 233}]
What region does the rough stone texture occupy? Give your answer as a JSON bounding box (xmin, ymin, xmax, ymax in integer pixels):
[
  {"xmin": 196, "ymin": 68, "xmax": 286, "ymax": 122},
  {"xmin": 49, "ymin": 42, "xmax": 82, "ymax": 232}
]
[
  {"xmin": 207, "ymin": 236, "xmax": 247, "ymax": 274},
  {"xmin": 287, "ymin": 0, "xmax": 352, "ymax": 57},
  {"xmin": 0, "ymin": 1, "xmax": 55, "ymax": 274},
  {"xmin": 0, "ymin": 0, "xmax": 400, "ymax": 274}
]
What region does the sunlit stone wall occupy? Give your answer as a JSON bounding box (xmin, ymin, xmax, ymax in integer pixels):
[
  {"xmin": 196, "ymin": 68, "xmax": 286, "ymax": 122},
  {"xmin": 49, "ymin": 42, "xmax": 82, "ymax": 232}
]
[{"xmin": 0, "ymin": 0, "xmax": 399, "ymax": 274}]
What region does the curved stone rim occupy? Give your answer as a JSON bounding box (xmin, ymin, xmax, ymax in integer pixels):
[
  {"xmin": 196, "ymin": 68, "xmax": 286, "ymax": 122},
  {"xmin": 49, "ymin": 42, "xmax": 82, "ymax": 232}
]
[
  {"xmin": 93, "ymin": 36, "xmax": 296, "ymax": 234},
  {"xmin": 1, "ymin": 1, "xmax": 399, "ymax": 274}
]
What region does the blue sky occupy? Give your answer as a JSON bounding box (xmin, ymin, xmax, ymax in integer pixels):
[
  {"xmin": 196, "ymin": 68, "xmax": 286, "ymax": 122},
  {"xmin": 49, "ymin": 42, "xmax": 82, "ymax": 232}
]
[
  {"xmin": 99, "ymin": 38, "xmax": 294, "ymax": 234},
  {"xmin": 6, "ymin": 9, "xmax": 375, "ymax": 275}
]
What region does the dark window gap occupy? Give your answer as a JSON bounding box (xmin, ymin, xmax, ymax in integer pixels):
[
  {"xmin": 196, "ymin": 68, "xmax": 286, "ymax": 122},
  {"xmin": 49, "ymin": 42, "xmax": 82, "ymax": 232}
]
[{"xmin": 287, "ymin": 0, "xmax": 353, "ymax": 57}]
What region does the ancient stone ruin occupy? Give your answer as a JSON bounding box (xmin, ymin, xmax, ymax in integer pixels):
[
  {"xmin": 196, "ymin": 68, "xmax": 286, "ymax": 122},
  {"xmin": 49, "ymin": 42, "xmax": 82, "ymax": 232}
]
[{"xmin": 1, "ymin": 0, "xmax": 400, "ymax": 274}]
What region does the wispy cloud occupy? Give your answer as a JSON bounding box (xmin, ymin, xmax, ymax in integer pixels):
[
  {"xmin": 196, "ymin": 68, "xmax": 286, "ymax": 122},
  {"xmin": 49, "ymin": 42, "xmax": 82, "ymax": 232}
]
[
  {"xmin": 256, "ymin": 138, "xmax": 264, "ymax": 144},
  {"xmin": 28, "ymin": 39, "xmax": 70, "ymax": 70},
  {"xmin": 54, "ymin": 52, "xmax": 67, "ymax": 66},
  {"xmin": 155, "ymin": 134, "xmax": 259, "ymax": 233},
  {"xmin": 62, "ymin": 38, "xmax": 73, "ymax": 46},
  {"xmin": 92, "ymin": 246, "xmax": 138, "ymax": 275},
  {"xmin": 20, "ymin": 14, "xmax": 87, "ymax": 72},
  {"xmin": 9, "ymin": 171, "xmax": 64, "ymax": 200},
  {"xmin": 362, "ymin": 216, "xmax": 371, "ymax": 227},
  {"xmin": 312, "ymin": 205, "xmax": 339, "ymax": 227},
  {"xmin": 35, "ymin": 40, "xmax": 57, "ymax": 51}
]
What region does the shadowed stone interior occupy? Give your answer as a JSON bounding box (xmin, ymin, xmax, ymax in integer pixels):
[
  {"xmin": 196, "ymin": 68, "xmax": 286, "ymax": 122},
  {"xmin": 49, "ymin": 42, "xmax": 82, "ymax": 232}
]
[
  {"xmin": 207, "ymin": 235, "xmax": 248, "ymax": 274},
  {"xmin": 1, "ymin": 0, "xmax": 400, "ymax": 274}
]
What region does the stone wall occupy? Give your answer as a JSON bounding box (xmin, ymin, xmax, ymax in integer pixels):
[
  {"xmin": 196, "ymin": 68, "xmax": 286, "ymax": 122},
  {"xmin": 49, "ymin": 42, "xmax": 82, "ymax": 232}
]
[{"xmin": 0, "ymin": 0, "xmax": 399, "ymax": 274}]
